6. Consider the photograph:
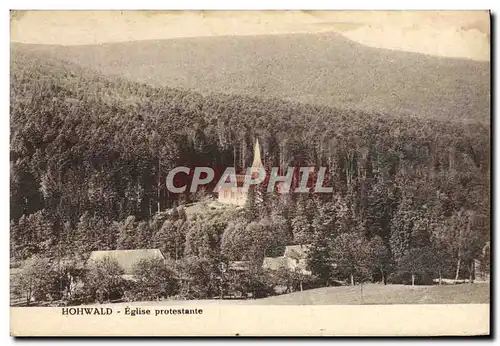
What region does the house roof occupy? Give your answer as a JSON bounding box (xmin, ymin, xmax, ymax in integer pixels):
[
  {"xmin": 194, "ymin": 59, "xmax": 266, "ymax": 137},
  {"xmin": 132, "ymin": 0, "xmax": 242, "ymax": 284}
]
[
  {"xmin": 262, "ymin": 257, "xmax": 292, "ymax": 271},
  {"xmin": 262, "ymin": 255, "xmax": 312, "ymax": 275},
  {"xmin": 87, "ymin": 249, "xmax": 166, "ymax": 275},
  {"xmin": 283, "ymin": 244, "xmax": 311, "ymax": 259}
]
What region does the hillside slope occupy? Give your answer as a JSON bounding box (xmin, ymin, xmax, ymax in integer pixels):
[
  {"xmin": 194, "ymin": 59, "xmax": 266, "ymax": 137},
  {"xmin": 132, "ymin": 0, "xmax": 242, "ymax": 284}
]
[
  {"xmin": 13, "ymin": 32, "xmax": 490, "ymax": 123},
  {"xmin": 84, "ymin": 283, "xmax": 490, "ymax": 306},
  {"xmin": 250, "ymin": 283, "xmax": 490, "ymax": 305}
]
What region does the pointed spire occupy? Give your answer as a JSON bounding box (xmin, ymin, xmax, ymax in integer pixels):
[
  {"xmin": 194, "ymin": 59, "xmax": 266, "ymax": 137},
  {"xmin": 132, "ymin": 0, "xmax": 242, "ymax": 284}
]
[{"xmin": 251, "ymin": 138, "xmax": 263, "ymax": 168}]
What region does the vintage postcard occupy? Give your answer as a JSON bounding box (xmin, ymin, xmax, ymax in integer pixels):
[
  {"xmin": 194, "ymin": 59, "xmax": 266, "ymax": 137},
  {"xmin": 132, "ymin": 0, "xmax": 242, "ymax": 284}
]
[{"xmin": 9, "ymin": 10, "xmax": 490, "ymax": 336}]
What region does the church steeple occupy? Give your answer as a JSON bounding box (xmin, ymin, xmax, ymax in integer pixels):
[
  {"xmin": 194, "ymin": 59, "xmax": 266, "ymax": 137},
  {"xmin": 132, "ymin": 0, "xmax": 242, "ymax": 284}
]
[{"xmin": 251, "ymin": 138, "xmax": 263, "ymax": 168}]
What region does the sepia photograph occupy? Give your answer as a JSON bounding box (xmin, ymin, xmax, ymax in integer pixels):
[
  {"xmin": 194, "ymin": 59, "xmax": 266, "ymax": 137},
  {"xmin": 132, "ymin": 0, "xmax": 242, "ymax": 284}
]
[{"xmin": 9, "ymin": 10, "xmax": 491, "ymax": 336}]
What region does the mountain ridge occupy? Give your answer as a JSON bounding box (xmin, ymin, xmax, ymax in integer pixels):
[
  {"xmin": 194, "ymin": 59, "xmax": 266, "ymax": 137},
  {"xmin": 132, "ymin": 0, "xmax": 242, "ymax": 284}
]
[{"xmin": 11, "ymin": 32, "xmax": 490, "ymax": 124}]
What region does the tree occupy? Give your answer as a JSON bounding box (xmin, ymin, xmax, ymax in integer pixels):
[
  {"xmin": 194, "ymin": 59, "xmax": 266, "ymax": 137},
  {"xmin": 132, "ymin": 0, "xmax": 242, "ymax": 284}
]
[
  {"xmin": 12, "ymin": 256, "xmax": 61, "ymax": 306},
  {"xmin": 222, "ymin": 216, "xmax": 288, "ymax": 266},
  {"xmin": 74, "ymin": 212, "xmax": 113, "ymax": 255},
  {"xmin": 82, "ymin": 257, "xmax": 128, "ymax": 303},
  {"xmin": 151, "ymin": 219, "xmax": 186, "ymax": 260},
  {"xmin": 10, "ymin": 219, "xmax": 21, "ymax": 260},
  {"xmin": 329, "ymin": 232, "xmax": 371, "ymax": 285},
  {"xmin": 389, "ymin": 193, "xmax": 425, "ymax": 264},
  {"xmin": 229, "ymin": 267, "xmax": 274, "ymax": 298},
  {"xmin": 244, "ymin": 185, "xmax": 259, "ymax": 220},
  {"xmin": 177, "ymin": 256, "xmax": 217, "ymax": 299},
  {"xmin": 185, "ymin": 213, "xmax": 227, "ymax": 261},
  {"xmin": 10, "ymin": 159, "xmax": 44, "ymax": 221},
  {"xmin": 367, "ymin": 236, "xmax": 392, "ymax": 284},
  {"xmin": 116, "ymin": 216, "xmax": 137, "ymax": 250},
  {"xmin": 130, "ymin": 258, "xmax": 178, "ymax": 301},
  {"xmin": 307, "ymin": 235, "xmax": 333, "ymax": 286},
  {"xmin": 397, "ymin": 246, "xmax": 436, "ymax": 285},
  {"xmin": 429, "ymin": 219, "xmax": 456, "ymax": 284},
  {"xmin": 269, "ymin": 267, "xmax": 313, "ymax": 293},
  {"xmin": 458, "ymin": 212, "xmax": 487, "ymax": 283},
  {"xmin": 262, "ymin": 215, "xmax": 293, "ymax": 257},
  {"xmin": 307, "ymin": 200, "xmax": 340, "ymax": 285},
  {"xmin": 291, "ymin": 213, "xmax": 312, "ymax": 244},
  {"xmin": 135, "ymin": 221, "xmax": 153, "ymax": 248},
  {"xmin": 221, "ymin": 219, "xmax": 249, "ymax": 260},
  {"xmin": 11, "ymin": 211, "xmax": 56, "ymax": 260}
]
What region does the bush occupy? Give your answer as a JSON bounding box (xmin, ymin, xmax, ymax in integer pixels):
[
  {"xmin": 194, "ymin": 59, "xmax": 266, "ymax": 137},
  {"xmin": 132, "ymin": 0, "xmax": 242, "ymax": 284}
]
[
  {"xmin": 82, "ymin": 257, "xmax": 129, "ymax": 303},
  {"xmin": 127, "ymin": 258, "xmax": 179, "ymax": 301},
  {"xmin": 265, "ymin": 267, "xmax": 318, "ymax": 294},
  {"xmin": 12, "ymin": 255, "xmax": 63, "ymax": 305},
  {"xmin": 177, "ymin": 257, "xmax": 218, "ymax": 299},
  {"xmin": 226, "ymin": 268, "xmax": 274, "ymax": 299}
]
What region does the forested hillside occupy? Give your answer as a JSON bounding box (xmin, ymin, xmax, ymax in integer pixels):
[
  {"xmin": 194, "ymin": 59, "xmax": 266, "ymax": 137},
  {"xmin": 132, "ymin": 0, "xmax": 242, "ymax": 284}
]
[
  {"xmin": 13, "ymin": 32, "xmax": 490, "ymax": 123},
  {"xmin": 10, "ymin": 45, "xmax": 490, "ymax": 303}
]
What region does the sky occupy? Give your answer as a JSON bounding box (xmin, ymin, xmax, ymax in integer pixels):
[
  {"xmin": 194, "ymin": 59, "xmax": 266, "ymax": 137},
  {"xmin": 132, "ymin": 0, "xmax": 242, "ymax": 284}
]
[{"xmin": 10, "ymin": 10, "xmax": 490, "ymax": 61}]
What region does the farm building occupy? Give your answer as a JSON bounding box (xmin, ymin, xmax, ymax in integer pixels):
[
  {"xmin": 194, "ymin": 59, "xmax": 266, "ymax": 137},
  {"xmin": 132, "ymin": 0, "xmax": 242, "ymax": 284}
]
[{"xmin": 262, "ymin": 244, "xmax": 312, "ymax": 275}]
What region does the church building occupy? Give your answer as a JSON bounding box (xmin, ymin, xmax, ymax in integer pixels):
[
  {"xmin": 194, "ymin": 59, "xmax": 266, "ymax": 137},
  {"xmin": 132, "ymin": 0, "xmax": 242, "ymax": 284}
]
[{"xmin": 217, "ymin": 139, "xmax": 264, "ymax": 206}]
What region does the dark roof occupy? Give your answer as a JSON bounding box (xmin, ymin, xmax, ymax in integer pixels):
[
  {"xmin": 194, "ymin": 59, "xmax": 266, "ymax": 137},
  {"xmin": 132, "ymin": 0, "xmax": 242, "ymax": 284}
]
[{"xmin": 87, "ymin": 249, "xmax": 166, "ymax": 274}]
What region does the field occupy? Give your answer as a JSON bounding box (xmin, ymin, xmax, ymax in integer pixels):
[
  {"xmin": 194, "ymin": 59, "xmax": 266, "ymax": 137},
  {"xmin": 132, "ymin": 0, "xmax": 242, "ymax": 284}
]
[
  {"xmin": 251, "ymin": 283, "xmax": 490, "ymax": 305},
  {"xmin": 89, "ymin": 283, "xmax": 490, "ymax": 307}
]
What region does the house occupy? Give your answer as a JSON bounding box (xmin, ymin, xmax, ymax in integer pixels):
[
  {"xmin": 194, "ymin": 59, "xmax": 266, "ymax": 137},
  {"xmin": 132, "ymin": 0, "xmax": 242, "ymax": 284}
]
[
  {"xmin": 262, "ymin": 244, "xmax": 312, "ymax": 276},
  {"xmin": 284, "ymin": 244, "xmax": 310, "ymax": 260},
  {"xmin": 216, "ymin": 174, "xmax": 249, "ymax": 206},
  {"xmin": 261, "ymin": 245, "xmax": 312, "ymax": 293},
  {"xmin": 87, "ymin": 249, "xmax": 167, "ymax": 279},
  {"xmin": 262, "ymin": 256, "xmax": 295, "ymax": 271}
]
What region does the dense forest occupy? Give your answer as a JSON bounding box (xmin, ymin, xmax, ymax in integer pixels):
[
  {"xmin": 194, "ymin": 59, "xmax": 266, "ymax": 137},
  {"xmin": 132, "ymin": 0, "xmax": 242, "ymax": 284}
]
[{"xmin": 10, "ymin": 45, "xmax": 490, "ymax": 303}]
